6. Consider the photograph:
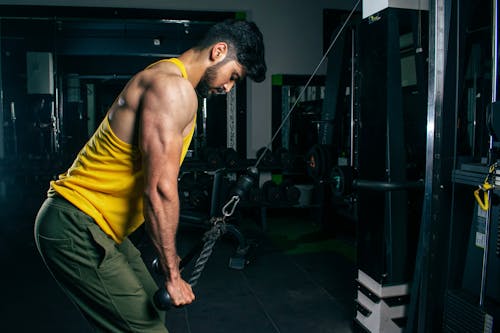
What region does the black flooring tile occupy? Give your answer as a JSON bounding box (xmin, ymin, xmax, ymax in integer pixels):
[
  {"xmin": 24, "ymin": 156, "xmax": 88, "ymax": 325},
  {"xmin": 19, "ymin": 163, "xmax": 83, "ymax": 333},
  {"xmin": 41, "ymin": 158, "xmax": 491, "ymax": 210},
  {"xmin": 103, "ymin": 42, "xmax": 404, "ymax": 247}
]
[{"xmin": 1, "ymin": 209, "xmax": 356, "ymax": 333}]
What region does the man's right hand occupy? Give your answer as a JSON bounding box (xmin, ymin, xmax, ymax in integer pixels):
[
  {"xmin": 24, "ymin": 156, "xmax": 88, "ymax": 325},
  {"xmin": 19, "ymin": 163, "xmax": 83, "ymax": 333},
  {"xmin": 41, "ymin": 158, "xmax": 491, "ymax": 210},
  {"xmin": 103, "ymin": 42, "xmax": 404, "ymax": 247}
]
[{"xmin": 165, "ymin": 276, "xmax": 195, "ymax": 306}]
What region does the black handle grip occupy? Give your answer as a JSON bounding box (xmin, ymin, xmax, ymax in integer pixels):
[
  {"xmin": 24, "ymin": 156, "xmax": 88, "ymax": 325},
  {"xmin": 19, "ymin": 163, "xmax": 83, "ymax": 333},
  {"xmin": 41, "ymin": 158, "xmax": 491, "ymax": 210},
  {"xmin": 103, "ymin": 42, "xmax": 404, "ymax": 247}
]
[
  {"xmin": 151, "ymin": 258, "xmax": 172, "ymax": 310},
  {"xmin": 151, "ymin": 241, "xmax": 203, "ymax": 310},
  {"xmin": 154, "ymin": 287, "xmax": 172, "ymax": 310}
]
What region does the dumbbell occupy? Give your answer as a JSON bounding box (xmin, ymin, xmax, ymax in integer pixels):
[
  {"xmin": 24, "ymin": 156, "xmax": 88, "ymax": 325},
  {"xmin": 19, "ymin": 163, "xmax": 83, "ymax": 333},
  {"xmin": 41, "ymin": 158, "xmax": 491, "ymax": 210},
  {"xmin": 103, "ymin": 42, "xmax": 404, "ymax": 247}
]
[
  {"xmin": 280, "ymin": 179, "xmax": 301, "ymax": 204},
  {"xmin": 222, "ymin": 147, "xmax": 239, "ymax": 168}
]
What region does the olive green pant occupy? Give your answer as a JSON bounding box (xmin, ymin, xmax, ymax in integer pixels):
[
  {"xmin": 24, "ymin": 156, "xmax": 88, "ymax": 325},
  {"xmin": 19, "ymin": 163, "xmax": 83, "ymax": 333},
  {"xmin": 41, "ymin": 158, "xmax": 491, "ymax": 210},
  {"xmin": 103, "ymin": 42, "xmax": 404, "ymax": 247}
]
[{"xmin": 34, "ymin": 196, "xmax": 167, "ymax": 333}]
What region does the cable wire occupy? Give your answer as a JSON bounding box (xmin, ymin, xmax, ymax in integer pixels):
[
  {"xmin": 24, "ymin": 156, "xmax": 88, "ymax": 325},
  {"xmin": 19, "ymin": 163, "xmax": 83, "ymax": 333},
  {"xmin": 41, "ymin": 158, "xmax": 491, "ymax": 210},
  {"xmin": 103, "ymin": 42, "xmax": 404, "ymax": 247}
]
[{"xmin": 254, "ymin": 0, "xmax": 361, "ymax": 168}]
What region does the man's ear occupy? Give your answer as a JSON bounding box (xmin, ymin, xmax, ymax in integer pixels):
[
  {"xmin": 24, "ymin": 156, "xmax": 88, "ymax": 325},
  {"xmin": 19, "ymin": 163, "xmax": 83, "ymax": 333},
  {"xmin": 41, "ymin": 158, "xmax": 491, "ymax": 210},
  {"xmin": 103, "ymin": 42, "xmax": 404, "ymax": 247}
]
[{"xmin": 210, "ymin": 42, "xmax": 228, "ymax": 62}]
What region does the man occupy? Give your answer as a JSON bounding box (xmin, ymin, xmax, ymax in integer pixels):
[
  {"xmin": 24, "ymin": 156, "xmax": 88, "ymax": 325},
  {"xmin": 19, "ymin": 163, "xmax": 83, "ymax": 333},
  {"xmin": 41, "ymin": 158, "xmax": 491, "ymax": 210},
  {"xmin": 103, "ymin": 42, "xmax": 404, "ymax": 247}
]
[{"xmin": 34, "ymin": 19, "xmax": 266, "ymax": 332}]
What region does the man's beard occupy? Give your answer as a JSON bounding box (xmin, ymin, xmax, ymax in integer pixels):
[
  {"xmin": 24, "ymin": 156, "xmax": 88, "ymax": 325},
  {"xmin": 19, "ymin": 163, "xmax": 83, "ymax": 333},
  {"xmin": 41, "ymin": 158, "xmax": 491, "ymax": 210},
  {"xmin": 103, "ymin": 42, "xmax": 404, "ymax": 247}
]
[{"xmin": 196, "ymin": 62, "xmax": 224, "ymax": 98}]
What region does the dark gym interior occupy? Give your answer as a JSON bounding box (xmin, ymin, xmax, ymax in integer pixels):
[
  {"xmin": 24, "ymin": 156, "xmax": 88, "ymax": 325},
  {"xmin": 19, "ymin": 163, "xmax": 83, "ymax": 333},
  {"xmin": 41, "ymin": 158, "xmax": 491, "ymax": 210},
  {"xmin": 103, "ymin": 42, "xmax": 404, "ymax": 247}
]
[{"xmin": 1, "ymin": 1, "xmax": 499, "ymax": 332}]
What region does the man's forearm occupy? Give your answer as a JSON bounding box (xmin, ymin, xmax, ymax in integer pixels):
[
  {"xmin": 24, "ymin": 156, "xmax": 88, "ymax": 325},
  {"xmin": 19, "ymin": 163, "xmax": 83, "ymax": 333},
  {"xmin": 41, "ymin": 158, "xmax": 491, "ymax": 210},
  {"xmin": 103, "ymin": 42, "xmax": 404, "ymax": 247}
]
[{"xmin": 144, "ymin": 195, "xmax": 181, "ymax": 279}]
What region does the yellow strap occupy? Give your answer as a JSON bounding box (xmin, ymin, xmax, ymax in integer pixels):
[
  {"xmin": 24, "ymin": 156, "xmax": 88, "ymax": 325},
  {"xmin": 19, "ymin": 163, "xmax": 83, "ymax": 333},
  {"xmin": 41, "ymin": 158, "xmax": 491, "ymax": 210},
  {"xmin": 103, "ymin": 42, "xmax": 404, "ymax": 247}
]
[
  {"xmin": 474, "ymin": 163, "xmax": 497, "ymax": 211},
  {"xmin": 474, "ymin": 188, "xmax": 489, "ymax": 211},
  {"xmin": 474, "ymin": 182, "xmax": 493, "ymax": 211},
  {"xmin": 167, "ymin": 58, "xmax": 188, "ymax": 79}
]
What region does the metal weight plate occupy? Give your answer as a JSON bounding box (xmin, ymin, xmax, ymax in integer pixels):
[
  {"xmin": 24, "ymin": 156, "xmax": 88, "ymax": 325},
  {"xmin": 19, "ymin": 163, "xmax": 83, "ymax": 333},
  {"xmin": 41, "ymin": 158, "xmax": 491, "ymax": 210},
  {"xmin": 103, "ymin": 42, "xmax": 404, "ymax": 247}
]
[
  {"xmin": 306, "ymin": 145, "xmax": 321, "ymax": 180},
  {"xmin": 330, "ymin": 165, "xmax": 355, "ymax": 196}
]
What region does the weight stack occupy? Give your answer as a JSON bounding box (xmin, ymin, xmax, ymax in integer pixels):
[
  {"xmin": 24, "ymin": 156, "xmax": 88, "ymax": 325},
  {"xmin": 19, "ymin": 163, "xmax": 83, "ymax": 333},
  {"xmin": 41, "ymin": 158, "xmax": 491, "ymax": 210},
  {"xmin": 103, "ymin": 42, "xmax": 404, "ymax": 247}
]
[
  {"xmin": 355, "ymin": 270, "xmax": 410, "ymax": 333},
  {"xmin": 442, "ymin": 289, "xmax": 494, "ymax": 333}
]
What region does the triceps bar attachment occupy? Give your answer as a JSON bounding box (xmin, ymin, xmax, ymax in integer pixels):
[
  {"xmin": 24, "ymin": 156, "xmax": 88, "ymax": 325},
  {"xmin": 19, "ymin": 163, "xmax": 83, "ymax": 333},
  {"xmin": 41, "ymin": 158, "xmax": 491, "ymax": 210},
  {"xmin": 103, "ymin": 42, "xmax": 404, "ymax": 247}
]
[{"xmin": 152, "ymin": 167, "xmax": 258, "ymax": 310}]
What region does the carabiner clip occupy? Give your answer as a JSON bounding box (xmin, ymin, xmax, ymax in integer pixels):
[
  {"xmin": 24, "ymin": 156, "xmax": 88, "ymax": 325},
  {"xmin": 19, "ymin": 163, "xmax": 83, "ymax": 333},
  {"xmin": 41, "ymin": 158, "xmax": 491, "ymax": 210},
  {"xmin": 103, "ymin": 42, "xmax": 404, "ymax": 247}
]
[{"xmin": 222, "ymin": 195, "xmax": 240, "ymax": 218}]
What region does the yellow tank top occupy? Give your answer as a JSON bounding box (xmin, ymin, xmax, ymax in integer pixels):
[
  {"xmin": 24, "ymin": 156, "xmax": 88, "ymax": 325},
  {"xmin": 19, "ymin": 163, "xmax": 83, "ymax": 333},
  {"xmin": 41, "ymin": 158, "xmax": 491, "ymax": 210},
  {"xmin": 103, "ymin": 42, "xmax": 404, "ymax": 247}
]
[{"xmin": 49, "ymin": 58, "xmax": 195, "ymax": 243}]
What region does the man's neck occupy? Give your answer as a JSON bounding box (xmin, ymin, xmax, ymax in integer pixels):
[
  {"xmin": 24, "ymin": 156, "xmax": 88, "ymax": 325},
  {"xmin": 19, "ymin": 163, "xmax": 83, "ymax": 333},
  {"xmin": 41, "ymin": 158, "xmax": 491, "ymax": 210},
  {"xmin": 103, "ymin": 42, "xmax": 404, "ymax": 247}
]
[{"xmin": 177, "ymin": 49, "xmax": 209, "ymax": 88}]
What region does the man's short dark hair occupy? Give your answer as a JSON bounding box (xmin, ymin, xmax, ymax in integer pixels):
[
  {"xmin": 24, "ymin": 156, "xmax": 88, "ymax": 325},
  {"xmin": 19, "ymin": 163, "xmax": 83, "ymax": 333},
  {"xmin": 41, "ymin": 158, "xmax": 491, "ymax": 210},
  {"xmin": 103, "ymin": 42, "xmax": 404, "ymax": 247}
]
[{"xmin": 197, "ymin": 19, "xmax": 267, "ymax": 82}]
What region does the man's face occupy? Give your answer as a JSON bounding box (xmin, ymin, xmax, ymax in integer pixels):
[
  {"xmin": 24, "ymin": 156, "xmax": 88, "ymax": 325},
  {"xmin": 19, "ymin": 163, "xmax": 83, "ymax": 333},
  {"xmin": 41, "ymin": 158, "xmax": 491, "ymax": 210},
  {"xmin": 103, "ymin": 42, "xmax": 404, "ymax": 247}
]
[{"xmin": 196, "ymin": 59, "xmax": 245, "ymax": 98}]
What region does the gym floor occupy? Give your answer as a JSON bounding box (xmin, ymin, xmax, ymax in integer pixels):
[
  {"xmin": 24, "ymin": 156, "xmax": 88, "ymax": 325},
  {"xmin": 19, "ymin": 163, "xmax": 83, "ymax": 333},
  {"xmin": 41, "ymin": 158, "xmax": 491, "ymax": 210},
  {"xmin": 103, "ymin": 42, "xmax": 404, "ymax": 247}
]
[{"xmin": 1, "ymin": 202, "xmax": 357, "ymax": 333}]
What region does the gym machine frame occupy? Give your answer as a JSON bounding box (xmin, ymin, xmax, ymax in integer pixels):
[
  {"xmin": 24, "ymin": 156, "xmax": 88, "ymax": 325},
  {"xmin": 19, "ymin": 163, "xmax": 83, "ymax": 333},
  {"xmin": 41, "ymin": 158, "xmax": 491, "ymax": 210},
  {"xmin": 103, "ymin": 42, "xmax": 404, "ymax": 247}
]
[{"xmin": 408, "ymin": 0, "xmax": 499, "ymax": 332}]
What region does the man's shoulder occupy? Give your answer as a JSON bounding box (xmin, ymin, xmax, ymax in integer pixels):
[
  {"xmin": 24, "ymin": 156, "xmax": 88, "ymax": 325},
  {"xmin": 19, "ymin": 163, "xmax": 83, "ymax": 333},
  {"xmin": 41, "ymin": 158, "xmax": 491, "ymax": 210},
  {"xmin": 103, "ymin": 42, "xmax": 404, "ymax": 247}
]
[
  {"xmin": 145, "ymin": 60, "xmax": 184, "ymax": 78},
  {"xmin": 138, "ymin": 68, "xmax": 197, "ymax": 113},
  {"xmin": 141, "ymin": 67, "xmax": 191, "ymax": 92}
]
